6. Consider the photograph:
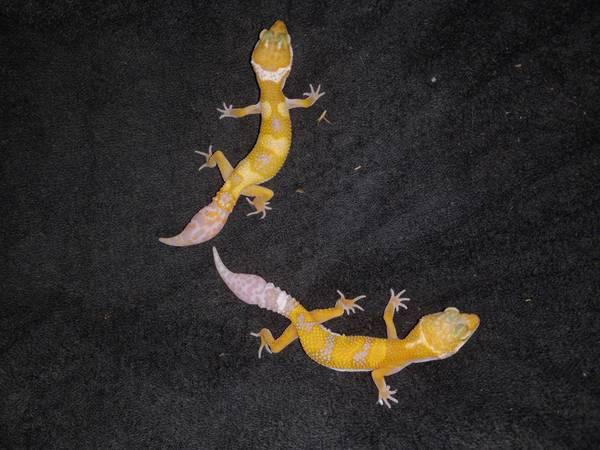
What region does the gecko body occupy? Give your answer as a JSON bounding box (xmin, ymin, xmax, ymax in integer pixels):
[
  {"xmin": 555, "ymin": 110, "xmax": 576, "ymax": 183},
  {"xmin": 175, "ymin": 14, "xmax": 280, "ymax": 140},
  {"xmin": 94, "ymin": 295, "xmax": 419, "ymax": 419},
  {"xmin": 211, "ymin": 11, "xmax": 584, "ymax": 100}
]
[
  {"xmin": 160, "ymin": 20, "xmax": 324, "ymax": 246},
  {"xmin": 213, "ymin": 248, "xmax": 480, "ymax": 408}
]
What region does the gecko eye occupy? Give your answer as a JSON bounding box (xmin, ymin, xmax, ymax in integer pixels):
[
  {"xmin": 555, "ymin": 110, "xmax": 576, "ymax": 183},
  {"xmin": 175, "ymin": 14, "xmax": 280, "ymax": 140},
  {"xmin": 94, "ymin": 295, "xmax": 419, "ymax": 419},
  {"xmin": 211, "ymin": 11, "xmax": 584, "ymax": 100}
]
[
  {"xmin": 274, "ymin": 33, "xmax": 289, "ymax": 49},
  {"xmin": 442, "ymin": 307, "xmax": 459, "ymax": 325},
  {"xmin": 454, "ymin": 324, "xmax": 469, "ymax": 340}
]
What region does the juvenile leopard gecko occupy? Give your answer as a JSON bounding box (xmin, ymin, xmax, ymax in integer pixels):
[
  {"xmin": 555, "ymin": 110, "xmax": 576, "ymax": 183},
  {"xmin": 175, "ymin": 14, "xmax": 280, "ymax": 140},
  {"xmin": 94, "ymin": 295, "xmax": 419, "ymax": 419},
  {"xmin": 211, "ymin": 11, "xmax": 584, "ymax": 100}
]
[
  {"xmin": 212, "ymin": 248, "xmax": 480, "ymax": 408},
  {"xmin": 160, "ymin": 20, "xmax": 324, "ymax": 246}
]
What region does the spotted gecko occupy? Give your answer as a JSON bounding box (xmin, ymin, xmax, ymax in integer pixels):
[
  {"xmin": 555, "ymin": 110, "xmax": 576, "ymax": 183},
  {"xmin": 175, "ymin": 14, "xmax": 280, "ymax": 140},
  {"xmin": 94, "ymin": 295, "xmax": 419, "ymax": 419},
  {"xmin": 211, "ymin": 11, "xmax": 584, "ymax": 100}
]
[
  {"xmin": 212, "ymin": 248, "xmax": 480, "ymax": 408},
  {"xmin": 160, "ymin": 20, "xmax": 324, "ymax": 246}
]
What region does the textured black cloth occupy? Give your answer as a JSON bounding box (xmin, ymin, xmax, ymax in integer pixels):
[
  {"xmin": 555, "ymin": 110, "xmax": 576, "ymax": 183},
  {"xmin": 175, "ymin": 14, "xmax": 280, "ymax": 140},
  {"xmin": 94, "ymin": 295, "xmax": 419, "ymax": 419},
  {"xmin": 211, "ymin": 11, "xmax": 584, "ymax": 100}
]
[{"xmin": 2, "ymin": 1, "xmax": 598, "ymax": 448}]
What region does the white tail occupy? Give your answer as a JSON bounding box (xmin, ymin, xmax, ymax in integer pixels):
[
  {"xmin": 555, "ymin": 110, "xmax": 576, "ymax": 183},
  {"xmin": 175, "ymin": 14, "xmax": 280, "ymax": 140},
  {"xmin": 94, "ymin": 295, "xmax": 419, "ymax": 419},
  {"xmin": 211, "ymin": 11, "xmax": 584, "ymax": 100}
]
[
  {"xmin": 212, "ymin": 247, "xmax": 298, "ymax": 317},
  {"xmin": 159, "ymin": 189, "xmax": 236, "ymax": 247}
]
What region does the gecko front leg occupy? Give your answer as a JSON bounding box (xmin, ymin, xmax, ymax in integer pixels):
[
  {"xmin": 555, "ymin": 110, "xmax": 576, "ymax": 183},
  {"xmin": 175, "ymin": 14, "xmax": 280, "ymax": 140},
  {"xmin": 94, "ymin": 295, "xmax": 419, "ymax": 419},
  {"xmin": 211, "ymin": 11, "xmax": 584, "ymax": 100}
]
[
  {"xmin": 217, "ymin": 102, "xmax": 261, "ymax": 119},
  {"xmin": 383, "ymin": 289, "xmax": 410, "ymax": 340},
  {"xmin": 286, "ymin": 84, "xmax": 325, "ymax": 109}
]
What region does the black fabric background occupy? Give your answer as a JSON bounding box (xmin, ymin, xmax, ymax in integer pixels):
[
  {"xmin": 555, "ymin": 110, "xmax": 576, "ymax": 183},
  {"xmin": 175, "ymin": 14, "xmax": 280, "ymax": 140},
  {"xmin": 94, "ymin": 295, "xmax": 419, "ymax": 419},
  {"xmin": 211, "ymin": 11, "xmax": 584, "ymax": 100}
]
[{"xmin": 2, "ymin": 1, "xmax": 599, "ymax": 448}]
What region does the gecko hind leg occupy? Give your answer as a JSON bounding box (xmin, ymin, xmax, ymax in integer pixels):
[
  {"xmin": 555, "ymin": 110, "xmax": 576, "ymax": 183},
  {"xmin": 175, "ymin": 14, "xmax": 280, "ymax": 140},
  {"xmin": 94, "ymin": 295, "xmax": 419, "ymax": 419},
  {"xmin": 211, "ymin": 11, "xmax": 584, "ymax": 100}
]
[
  {"xmin": 195, "ymin": 145, "xmax": 234, "ymax": 180},
  {"xmin": 195, "ymin": 147, "xmax": 274, "ymax": 219},
  {"xmin": 242, "ymin": 185, "xmax": 274, "ymax": 219},
  {"xmin": 250, "ymin": 297, "xmax": 366, "ymax": 359},
  {"xmin": 250, "ymin": 324, "xmax": 297, "ymax": 358},
  {"xmin": 305, "ymin": 291, "xmax": 366, "ymax": 323}
]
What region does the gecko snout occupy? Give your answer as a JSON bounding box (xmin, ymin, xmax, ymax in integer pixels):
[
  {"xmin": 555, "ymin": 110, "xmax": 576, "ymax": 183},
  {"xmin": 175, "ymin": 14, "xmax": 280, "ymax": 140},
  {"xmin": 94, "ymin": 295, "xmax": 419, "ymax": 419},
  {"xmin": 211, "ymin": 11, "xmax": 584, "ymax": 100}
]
[
  {"xmin": 443, "ymin": 307, "xmax": 479, "ymax": 339},
  {"xmin": 253, "ymin": 21, "xmax": 293, "ymax": 71}
]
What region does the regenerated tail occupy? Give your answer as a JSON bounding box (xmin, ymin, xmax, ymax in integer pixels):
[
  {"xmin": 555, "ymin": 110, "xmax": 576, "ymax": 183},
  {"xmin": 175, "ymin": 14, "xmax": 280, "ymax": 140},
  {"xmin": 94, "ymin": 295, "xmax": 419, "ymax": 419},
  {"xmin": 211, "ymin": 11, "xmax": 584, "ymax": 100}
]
[
  {"xmin": 159, "ymin": 188, "xmax": 237, "ymax": 247},
  {"xmin": 212, "ymin": 247, "xmax": 298, "ymax": 317}
]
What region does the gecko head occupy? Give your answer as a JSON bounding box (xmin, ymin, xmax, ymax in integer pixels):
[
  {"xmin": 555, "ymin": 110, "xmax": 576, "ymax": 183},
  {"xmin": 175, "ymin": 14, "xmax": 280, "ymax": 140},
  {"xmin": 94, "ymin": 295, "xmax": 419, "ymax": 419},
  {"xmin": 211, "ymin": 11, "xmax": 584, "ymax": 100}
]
[
  {"xmin": 419, "ymin": 307, "xmax": 479, "ymax": 358},
  {"xmin": 251, "ymin": 20, "xmax": 293, "ymax": 75}
]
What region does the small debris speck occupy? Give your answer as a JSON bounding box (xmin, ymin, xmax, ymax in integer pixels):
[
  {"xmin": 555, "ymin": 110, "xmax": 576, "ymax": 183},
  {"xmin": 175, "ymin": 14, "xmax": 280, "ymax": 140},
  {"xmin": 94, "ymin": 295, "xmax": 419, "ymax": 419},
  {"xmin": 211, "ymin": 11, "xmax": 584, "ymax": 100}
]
[
  {"xmin": 431, "ymin": 76, "xmax": 437, "ymax": 83},
  {"xmin": 295, "ymin": 188, "xmax": 305, "ymax": 194},
  {"xmin": 354, "ymin": 165, "xmax": 362, "ymax": 171},
  {"xmin": 524, "ymin": 298, "xmax": 532, "ymax": 302},
  {"xmin": 514, "ymin": 63, "xmax": 522, "ymax": 68},
  {"xmin": 317, "ymin": 110, "xmax": 332, "ymax": 124}
]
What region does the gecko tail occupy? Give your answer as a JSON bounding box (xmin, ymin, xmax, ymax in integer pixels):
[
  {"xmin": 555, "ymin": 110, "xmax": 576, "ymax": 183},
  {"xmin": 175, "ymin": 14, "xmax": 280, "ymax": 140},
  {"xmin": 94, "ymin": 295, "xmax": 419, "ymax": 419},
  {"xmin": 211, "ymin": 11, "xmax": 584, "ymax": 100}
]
[
  {"xmin": 212, "ymin": 247, "xmax": 299, "ymax": 317},
  {"xmin": 159, "ymin": 188, "xmax": 237, "ymax": 247},
  {"xmin": 212, "ymin": 247, "xmax": 268, "ymax": 305}
]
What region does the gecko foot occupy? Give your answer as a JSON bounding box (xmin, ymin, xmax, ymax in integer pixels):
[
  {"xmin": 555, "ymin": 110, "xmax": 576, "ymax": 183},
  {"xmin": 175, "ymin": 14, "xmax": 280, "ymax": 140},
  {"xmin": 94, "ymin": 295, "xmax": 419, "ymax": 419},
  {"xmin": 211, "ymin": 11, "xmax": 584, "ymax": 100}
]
[
  {"xmin": 335, "ymin": 290, "xmax": 366, "ymax": 315},
  {"xmin": 195, "ymin": 145, "xmax": 216, "ymax": 171},
  {"xmin": 250, "ymin": 328, "xmax": 274, "ymax": 359},
  {"xmin": 377, "ymin": 384, "xmax": 399, "ymax": 409},
  {"xmin": 303, "ymin": 84, "xmax": 325, "ymax": 105},
  {"xmin": 388, "ymin": 288, "xmax": 410, "ymax": 312},
  {"xmin": 246, "ymin": 197, "xmax": 272, "ymax": 219},
  {"xmin": 216, "ymin": 102, "xmax": 234, "ymax": 119}
]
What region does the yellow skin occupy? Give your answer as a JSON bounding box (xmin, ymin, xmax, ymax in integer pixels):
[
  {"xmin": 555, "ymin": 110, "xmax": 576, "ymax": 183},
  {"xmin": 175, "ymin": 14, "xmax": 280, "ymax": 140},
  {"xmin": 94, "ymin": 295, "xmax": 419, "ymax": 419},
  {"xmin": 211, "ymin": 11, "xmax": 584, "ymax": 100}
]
[
  {"xmin": 213, "ymin": 248, "xmax": 480, "ymax": 408},
  {"xmin": 159, "ymin": 20, "xmax": 324, "ymax": 246}
]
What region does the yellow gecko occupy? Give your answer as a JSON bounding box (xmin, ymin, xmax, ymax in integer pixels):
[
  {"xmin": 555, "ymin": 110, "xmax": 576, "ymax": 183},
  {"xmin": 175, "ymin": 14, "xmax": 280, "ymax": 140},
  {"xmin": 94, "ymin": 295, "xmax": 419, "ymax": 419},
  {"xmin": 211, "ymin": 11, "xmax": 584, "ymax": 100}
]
[
  {"xmin": 212, "ymin": 248, "xmax": 480, "ymax": 408},
  {"xmin": 160, "ymin": 20, "xmax": 324, "ymax": 246}
]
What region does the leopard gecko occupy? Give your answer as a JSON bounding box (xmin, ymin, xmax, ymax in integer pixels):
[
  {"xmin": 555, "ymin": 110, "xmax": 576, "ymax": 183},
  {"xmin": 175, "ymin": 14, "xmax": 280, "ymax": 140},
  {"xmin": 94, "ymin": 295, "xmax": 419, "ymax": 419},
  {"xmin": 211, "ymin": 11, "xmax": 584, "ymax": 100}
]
[
  {"xmin": 160, "ymin": 20, "xmax": 324, "ymax": 246},
  {"xmin": 212, "ymin": 247, "xmax": 480, "ymax": 408}
]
